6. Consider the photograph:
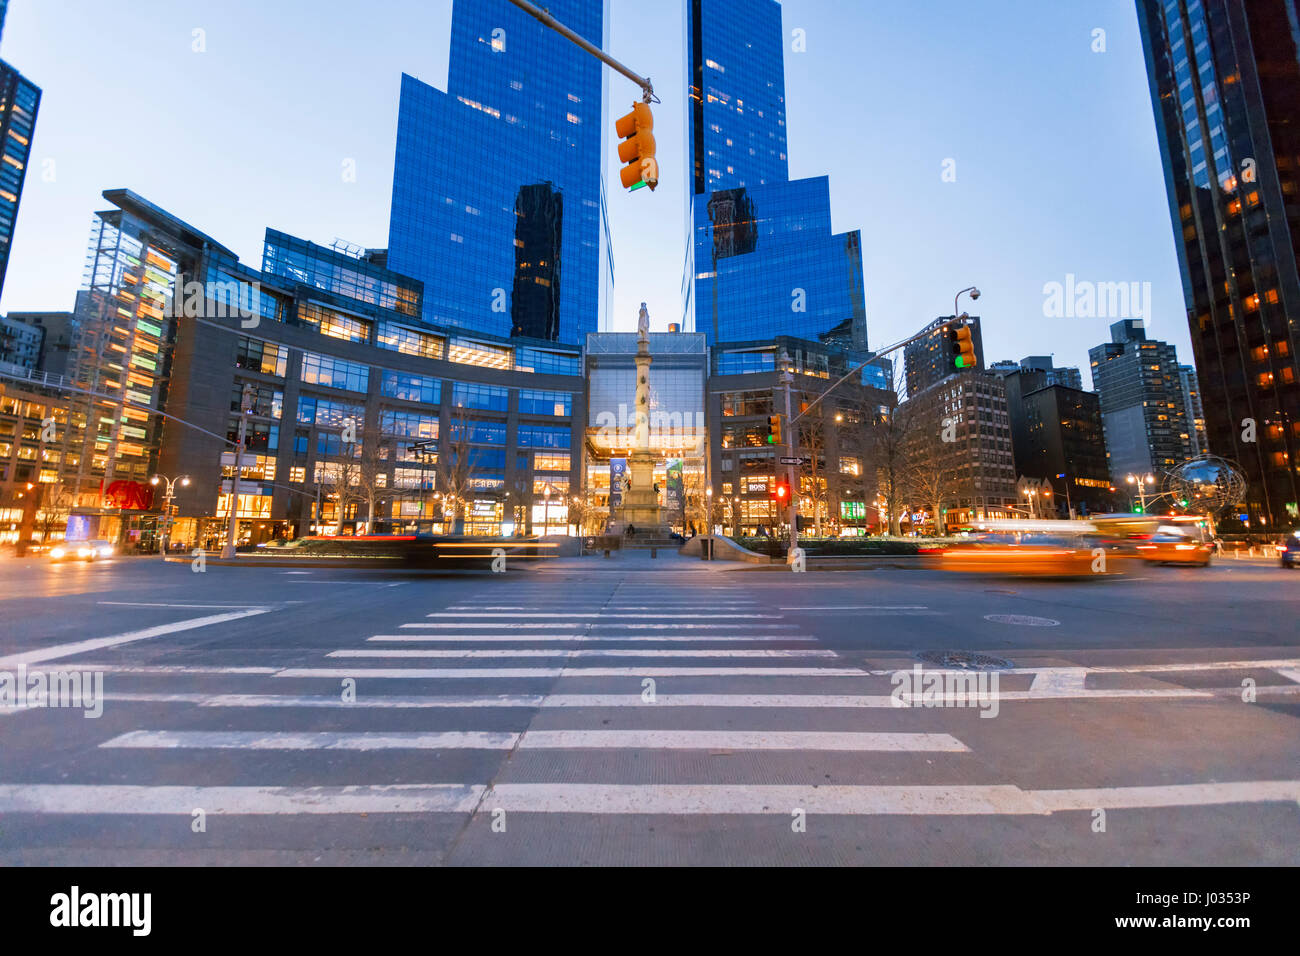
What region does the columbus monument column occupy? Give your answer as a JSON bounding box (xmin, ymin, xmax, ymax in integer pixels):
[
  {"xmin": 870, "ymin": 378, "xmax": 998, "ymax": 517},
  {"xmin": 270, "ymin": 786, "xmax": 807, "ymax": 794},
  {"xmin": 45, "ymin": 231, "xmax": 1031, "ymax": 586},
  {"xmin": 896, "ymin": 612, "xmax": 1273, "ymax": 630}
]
[{"xmin": 615, "ymin": 303, "xmax": 667, "ymax": 537}]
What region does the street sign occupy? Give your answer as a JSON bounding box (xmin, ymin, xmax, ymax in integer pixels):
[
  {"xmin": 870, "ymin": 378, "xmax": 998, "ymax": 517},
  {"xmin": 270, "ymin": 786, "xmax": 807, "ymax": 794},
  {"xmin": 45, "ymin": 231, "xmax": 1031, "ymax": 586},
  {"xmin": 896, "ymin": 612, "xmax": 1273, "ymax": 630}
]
[{"xmin": 779, "ymin": 456, "xmax": 809, "ymax": 465}]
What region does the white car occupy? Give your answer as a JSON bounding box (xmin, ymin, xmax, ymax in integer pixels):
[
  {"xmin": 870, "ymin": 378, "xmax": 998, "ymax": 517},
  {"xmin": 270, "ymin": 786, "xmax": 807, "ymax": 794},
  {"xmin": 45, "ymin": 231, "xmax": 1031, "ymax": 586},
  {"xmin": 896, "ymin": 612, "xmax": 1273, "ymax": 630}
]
[{"xmin": 49, "ymin": 539, "xmax": 115, "ymax": 562}]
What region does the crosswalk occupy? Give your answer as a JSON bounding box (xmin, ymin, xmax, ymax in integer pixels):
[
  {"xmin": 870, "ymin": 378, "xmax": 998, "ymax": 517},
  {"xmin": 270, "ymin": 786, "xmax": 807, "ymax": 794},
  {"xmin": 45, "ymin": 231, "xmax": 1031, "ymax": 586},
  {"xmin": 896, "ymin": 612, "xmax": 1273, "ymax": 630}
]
[{"xmin": 2, "ymin": 578, "xmax": 1300, "ymax": 861}]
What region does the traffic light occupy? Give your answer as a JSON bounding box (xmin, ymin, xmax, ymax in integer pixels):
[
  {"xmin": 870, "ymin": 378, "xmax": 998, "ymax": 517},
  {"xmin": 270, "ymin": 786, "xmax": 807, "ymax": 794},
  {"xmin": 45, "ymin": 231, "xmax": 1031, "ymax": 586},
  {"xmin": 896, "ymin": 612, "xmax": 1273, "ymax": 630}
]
[
  {"xmin": 952, "ymin": 324, "xmax": 977, "ymax": 369},
  {"xmin": 615, "ymin": 102, "xmax": 658, "ymax": 191},
  {"xmin": 774, "ymin": 479, "xmax": 790, "ymax": 502},
  {"xmin": 765, "ymin": 415, "xmax": 782, "ymax": 445}
]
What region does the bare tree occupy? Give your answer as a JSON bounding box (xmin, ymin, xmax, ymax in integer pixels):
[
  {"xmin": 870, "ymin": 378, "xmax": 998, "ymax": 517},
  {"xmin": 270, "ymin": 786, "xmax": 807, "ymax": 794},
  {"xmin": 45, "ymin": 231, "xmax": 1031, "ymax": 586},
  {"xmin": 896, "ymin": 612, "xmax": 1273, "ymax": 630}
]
[
  {"xmin": 795, "ymin": 415, "xmax": 831, "ymax": 538},
  {"xmin": 440, "ymin": 404, "xmax": 480, "ymax": 533},
  {"xmin": 354, "ymin": 422, "xmax": 389, "ymax": 533},
  {"xmin": 906, "ymin": 422, "xmax": 961, "ymax": 536},
  {"xmin": 865, "ymin": 362, "xmax": 914, "ymax": 536},
  {"xmin": 36, "ymin": 482, "xmax": 74, "ymax": 544}
]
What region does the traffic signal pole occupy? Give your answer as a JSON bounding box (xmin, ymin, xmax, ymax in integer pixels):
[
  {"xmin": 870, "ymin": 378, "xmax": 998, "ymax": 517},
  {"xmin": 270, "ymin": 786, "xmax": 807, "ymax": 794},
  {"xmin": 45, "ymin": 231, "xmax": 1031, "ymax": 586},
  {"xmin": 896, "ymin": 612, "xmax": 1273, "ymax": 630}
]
[{"xmin": 507, "ymin": 0, "xmax": 657, "ymax": 104}]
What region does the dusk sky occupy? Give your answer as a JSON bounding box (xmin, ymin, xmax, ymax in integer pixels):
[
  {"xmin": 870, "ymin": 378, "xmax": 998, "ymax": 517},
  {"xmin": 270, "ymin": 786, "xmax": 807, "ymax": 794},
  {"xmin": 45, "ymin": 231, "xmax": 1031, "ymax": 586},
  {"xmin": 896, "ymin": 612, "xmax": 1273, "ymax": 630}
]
[{"xmin": 2, "ymin": 0, "xmax": 1190, "ymax": 386}]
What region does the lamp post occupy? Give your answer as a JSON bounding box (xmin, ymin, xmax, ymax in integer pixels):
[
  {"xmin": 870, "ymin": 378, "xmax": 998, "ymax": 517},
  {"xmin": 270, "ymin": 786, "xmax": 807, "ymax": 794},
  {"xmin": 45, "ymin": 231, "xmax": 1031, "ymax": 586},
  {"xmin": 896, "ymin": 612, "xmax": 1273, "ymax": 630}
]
[
  {"xmin": 1126, "ymin": 473, "xmax": 1155, "ymax": 512},
  {"xmin": 149, "ymin": 473, "xmax": 190, "ymax": 556},
  {"xmin": 1056, "ymin": 472, "xmax": 1072, "ymax": 518},
  {"xmin": 221, "ymin": 384, "xmax": 255, "ymax": 559},
  {"xmin": 953, "ymin": 286, "xmax": 981, "ymax": 327},
  {"xmin": 705, "ymin": 484, "xmax": 714, "ymax": 535}
]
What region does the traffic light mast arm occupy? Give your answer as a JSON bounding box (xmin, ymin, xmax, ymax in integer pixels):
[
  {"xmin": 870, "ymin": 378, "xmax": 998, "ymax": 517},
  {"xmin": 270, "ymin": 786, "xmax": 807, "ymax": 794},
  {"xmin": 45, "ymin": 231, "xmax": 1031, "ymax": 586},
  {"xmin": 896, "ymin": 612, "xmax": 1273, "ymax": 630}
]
[
  {"xmin": 785, "ymin": 316, "xmax": 965, "ymax": 427},
  {"xmin": 507, "ymin": 0, "xmax": 657, "ymax": 103}
]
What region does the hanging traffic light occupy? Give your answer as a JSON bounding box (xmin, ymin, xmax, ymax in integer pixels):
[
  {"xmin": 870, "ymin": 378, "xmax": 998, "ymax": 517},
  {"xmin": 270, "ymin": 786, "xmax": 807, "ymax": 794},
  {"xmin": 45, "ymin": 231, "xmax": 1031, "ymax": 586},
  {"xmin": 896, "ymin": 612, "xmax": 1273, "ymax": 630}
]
[
  {"xmin": 953, "ymin": 325, "xmax": 977, "ymax": 369},
  {"xmin": 615, "ymin": 102, "xmax": 658, "ymax": 191},
  {"xmin": 765, "ymin": 415, "xmax": 782, "ymax": 445}
]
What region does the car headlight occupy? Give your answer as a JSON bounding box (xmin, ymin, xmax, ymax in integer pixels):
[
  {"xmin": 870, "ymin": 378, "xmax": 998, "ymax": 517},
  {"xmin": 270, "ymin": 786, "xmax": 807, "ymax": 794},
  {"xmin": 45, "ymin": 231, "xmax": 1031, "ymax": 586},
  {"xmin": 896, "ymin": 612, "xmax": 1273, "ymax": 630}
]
[
  {"xmin": 50, "ymin": 547, "xmax": 65, "ymax": 558},
  {"xmin": 97, "ymin": 547, "xmax": 113, "ymax": 557}
]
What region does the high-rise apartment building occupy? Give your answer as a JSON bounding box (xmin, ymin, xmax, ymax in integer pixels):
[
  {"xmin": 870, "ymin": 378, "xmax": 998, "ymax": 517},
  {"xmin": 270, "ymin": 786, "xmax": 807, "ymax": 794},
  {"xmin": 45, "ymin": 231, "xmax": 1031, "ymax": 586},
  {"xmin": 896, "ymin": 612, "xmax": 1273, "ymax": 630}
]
[
  {"xmin": 1136, "ymin": 0, "xmax": 1300, "ymax": 528},
  {"xmin": 1088, "ymin": 319, "xmax": 1192, "ymax": 483},
  {"xmin": 904, "ymin": 317, "xmax": 986, "ymax": 397},
  {"xmin": 1180, "ymin": 363, "xmax": 1208, "ymax": 456},
  {"xmin": 682, "ymin": 0, "xmax": 867, "ymax": 347},
  {"xmin": 387, "ymin": 0, "xmax": 611, "ymax": 345}
]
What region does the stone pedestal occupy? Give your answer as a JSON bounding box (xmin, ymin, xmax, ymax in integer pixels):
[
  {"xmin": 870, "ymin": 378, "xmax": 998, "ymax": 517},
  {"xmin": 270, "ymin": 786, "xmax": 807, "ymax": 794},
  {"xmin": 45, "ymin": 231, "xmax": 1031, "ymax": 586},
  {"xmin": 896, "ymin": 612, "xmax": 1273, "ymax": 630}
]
[{"xmin": 618, "ymin": 452, "xmax": 664, "ymax": 529}]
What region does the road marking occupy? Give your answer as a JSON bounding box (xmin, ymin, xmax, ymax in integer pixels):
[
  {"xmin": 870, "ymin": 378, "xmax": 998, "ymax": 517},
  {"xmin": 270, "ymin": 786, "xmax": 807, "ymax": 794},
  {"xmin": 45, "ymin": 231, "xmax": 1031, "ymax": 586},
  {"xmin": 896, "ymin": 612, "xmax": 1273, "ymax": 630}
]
[
  {"xmin": 103, "ymin": 730, "xmax": 519, "ymax": 750},
  {"xmin": 369, "ymin": 634, "xmax": 817, "ymax": 643},
  {"xmin": 423, "ymin": 616, "xmax": 780, "ymax": 624},
  {"xmin": 1029, "ymin": 668, "xmax": 1088, "ymax": 694},
  {"xmin": 276, "ymin": 666, "xmax": 868, "ymax": 679},
  {"xmin": 100, "ymin": 729, "xmax": 965, "ymax": 753},
  {"xmin": 985, "ymin": 614, "xmax": 1060, "ymax": 627},
  {"xmin": 402, "ymin": 623, "xmax": 800, "ymax": 630},
  {"xmin": 0, "ymin": 607, "xmax": 275, "ymax": 667},
  {"xmin": 0, "ymin": 783, "xmax": 482, "ymax": 815},
  {"xmin": 446, "ymin": 605, "xmax": 756, "ymax": 611},
  {"xmin": 778, "ymin": 605, "xmax": 929, "ymax": 610},
  {"xmin": 5, "ymin": 781, "xmax": 1293, "ymax": 817},
  {"xmin": 97, "ymin": 602, "xmax": 265, "ymax": 609},
  {"xmin": 475, "ymin": 781, "xmax": 1300, "ymax": 815},
  {"xmin": 1277, "ymin": 669, "xmax": 1300, "ymax": 684},
  {"xmin": 5, "ymin": 686, "xmax": 1251, "ymax": 718},
  {"xmin": 327, "ymin": 648, "xmax": 839, "ymax": 659}
]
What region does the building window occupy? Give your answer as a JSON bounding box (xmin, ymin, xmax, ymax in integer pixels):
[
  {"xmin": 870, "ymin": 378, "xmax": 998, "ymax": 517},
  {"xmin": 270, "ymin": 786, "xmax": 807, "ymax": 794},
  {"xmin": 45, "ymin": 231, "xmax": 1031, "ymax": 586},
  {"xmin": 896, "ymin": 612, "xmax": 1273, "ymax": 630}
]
[
  {"xmin": 300, "ymin": 351, "xmax": 369, "ymax": 392},
  {"xmin": 518, "ymin": 389, "xmax": 572, "ymax": 416},
  {"xmin": 235, "ymin": 337, "xmax": 288, "ymax": 377},
  {"xmin": 381, "ymin": 371, "xmax": 440, "ymax": 405},
  {"xmin": 452, "ymin": 381, "xmax": 510, "ymax": 411},
  {"xmin": 298, "ymin": 303, "xmax": 372, "ymax": 343}
]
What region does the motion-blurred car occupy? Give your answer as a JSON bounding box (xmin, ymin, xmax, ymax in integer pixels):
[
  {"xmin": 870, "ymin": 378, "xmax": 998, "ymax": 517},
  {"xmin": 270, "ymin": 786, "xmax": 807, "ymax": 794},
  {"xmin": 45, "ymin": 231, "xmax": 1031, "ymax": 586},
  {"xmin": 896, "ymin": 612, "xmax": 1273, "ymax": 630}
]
[
  {"xmin": 925, "ymin": 520, "xmax": 1117, "ymax": 577},
  {"xmin": 1134, "ymin": 526, "xmax": 1212, "ymax": 567},
  {"xmin": 48, "ymin": 539, "xmax": 114, "ymax": 562},
  {"xmin": 1277, "ymin": 533, "xmax": 1300, "ymax": 569}
]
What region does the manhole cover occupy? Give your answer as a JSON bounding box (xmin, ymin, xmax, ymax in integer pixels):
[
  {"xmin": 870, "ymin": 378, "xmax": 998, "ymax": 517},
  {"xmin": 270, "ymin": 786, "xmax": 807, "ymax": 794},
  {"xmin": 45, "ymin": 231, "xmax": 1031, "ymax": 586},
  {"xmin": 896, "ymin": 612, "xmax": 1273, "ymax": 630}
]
[
  {"xmin": 983, "ymin": 613, "xmax": 1060, "ymax": 627},
  {"xmin": 915, "ymin": 650, "xmax": 1013, "ymax": 670}
]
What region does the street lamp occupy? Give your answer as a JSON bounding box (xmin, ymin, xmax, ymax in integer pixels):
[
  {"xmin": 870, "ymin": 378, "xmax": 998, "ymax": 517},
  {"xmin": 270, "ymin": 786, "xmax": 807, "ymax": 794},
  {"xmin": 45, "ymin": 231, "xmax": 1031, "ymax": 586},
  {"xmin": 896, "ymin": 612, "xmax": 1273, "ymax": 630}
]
[
  {"xmin": 705, "ymin": 485, "xmax": 714, "ymax": 535},
  {"xmin": 150, "ymin": 473, "xmax": 190, "ymax": 556},
  {"xmin": 1126, "ymin": 473, "xmax": 1155, "ymax": 512}
]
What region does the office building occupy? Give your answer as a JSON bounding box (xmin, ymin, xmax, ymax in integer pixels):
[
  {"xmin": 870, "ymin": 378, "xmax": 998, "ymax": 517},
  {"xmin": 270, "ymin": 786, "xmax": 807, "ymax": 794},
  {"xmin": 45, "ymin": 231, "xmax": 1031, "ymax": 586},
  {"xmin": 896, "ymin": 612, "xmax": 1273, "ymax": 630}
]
[
  {"xmin": 585, "ymin": 330, "xmax": 708, "ymax": 532},
  {"xmin": 1088, "ymin": 319, "xmax": 1192, "ymax": 483},
  {"xmin": 3, "ymin": 311, "xmax": 74, "ymax": 376},
  {"xmin": 1137, "ymin": 0, "xmax": 1300, "ymax": 528},
  {"xmin": 0, "ymin": 56, "xmax": 39, "ymax": 302},
  {"xmin": 903, "ymin": 370, "xmax": 1019, "ymax": 528},
  {"xmin": 995, "ymin": 358, "xmax": 1112, "ymax": 516},
  {"xmin": 0, "ymin": 312, "xmax": 41, "ymax": 369},
  {"xmin": 707, "ymin": 337, "xmax": 889, "ymax": 536},
  {"xmin": 387, "ymin": 0, "xmax": 611, "ymax": 345},
  {"xmin": 683, "ymin": 0, "xmax": 867, "ymax": 347},
  {"xmin": 28, "ymin": 188, "xmax": 584, "ymax": 552}
]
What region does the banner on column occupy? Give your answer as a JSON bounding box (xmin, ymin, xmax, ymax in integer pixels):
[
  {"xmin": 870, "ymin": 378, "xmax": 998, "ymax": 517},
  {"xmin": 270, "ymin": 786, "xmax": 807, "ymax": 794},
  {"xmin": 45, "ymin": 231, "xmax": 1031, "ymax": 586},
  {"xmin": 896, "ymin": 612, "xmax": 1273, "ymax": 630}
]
[
  {"xmin": 666, "ymin": 459, "xmax": 684, "ymax": 518},
  {"xmin": 609, "ymin": 458, "xmax": 627, "ymax": 509}
]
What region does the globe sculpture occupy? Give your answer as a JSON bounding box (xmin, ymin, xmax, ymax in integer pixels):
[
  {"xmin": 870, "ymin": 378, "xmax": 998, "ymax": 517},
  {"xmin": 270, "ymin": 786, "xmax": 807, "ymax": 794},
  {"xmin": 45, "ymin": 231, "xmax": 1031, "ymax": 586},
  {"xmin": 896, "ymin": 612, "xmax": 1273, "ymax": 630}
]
[{"xmin": 1167, "ymin": 455, "xmax": 1247, "ymax": 525}]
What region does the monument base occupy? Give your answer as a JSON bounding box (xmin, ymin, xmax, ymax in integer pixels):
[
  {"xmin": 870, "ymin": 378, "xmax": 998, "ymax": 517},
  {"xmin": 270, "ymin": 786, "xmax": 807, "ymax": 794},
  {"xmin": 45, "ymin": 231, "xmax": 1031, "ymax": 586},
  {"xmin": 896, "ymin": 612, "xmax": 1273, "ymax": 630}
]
[{"xmin": 612, "ymin": 453, "xmax": 673, "ymax": 546}]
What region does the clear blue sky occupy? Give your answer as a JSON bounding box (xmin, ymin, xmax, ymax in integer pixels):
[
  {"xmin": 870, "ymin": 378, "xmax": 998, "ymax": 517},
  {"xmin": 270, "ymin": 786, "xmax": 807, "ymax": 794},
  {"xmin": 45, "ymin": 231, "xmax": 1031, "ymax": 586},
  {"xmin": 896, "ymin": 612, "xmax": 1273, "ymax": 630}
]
[{"xmin": 1, "ymin": 0, "xmax": 1189, "ymax": 387}]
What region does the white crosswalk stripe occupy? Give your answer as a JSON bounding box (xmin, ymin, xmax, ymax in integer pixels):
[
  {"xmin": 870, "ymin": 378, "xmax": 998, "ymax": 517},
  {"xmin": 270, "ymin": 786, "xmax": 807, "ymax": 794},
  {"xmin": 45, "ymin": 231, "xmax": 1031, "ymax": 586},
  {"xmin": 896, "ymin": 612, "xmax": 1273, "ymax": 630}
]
[{"xmin": 4, "ymin": 583, "xmax": 1298, "ymax": 843}]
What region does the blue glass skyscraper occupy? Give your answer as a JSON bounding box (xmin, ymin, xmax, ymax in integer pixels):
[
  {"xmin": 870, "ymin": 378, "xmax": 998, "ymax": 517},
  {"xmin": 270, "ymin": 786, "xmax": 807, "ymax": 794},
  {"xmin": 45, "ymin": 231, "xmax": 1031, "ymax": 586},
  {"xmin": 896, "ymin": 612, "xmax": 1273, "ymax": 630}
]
[
  {"xmin": 683, "ymin": 0, "xmax": 867, "ymax": 348},
  {"xmin": 388, "ymin": 0, "xmax": 612, "ymax": 345}
]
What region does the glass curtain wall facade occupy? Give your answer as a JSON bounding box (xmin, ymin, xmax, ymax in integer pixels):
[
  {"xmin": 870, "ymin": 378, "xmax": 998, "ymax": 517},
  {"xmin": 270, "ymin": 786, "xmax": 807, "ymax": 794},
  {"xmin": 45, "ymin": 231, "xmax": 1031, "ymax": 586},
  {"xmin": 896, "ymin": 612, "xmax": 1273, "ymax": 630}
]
[
  {"xmin": 388, "ymin": 0, "xmax": 611, "ymax": 345},
  {"xmin": 682, "ymin": 0, "xmax": 867, "ymax": 347},
  {"xmin": 0, "ymin": 57, "xmax": 39, "ymax": 302},
  {"xmin": 1136, "ymin": 0, "xmax": 1300, "ymax": 529}
]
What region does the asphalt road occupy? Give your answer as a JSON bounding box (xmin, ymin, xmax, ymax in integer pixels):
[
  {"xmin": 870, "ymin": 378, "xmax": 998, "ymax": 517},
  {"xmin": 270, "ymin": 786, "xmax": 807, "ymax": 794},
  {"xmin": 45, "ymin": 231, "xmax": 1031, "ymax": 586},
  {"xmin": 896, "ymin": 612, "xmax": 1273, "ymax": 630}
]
[{"xmin": 1, "ymin": 551, "xmax": 1297, "ymax": 865}]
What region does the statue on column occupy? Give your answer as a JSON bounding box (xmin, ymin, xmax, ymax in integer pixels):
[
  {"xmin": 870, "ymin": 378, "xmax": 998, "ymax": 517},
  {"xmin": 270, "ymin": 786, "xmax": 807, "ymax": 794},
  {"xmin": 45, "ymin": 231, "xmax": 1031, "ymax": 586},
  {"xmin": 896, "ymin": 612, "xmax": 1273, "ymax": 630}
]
[{"xmin": 637, "ymin": 302, "xmax": 649, "ymax": 340}]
